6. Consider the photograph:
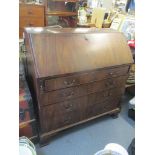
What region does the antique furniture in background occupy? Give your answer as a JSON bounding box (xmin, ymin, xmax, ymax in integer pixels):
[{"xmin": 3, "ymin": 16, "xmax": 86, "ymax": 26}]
[
  {"xmin": 24, "ymin": 27, "xmax": 133, "ymax": 145},
  {"xmin": 44, "ymin": 0, "xmax": 78, "ymax": 27},
  {"xmin": 19, "ymin": 60, "xmax": 38, "ymax": 143},
  {"xmin": 19, "ymin": 3, "xmax": 45, "ymax": 38}
]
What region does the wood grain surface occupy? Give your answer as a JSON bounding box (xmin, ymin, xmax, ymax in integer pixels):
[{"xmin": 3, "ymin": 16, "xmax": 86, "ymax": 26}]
[
  {"xmin": 25, "ymin": 28, "xmax": 133, "ymax": 78},
  {"xmin": 24, "ymin": 28, "xmax": 133, "ymax": 145}
]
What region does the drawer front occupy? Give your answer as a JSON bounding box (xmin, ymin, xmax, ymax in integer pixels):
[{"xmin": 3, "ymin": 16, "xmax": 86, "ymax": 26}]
[
  {"xmin": 39, "ymin": 75, "xmax": 128, "ymax": 106},
  {"xmin": 40, "ymin": 97, "xmax": 87, "ymax": 132},
  {"xmin": 20, "ymin": 17, "xmax": 44, "ymax": 28},
  {"xmin": 40, "ymin": 89, "xmax": 122, "ymax": 133},
  {"xmin": 43, "ymin": 66, "xmax": 129, "ymax": 92},
  {"xmin": 19, "ymin": 17, "xmax": 44, "ymax": 38},
  {"xmin": 20, "ymin": 5, "xmax": 44, "ymax": 18},
  {"xmin": 85, "ymin": 97, "xmax": 120, "ymax": 119},
  {"xmin": 87, "ymin": 87, "xmax": 125, "ymax": 106}
]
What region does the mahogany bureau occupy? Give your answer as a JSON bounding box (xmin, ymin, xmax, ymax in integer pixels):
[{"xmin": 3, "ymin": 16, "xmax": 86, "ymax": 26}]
[{"xmin": 24, "ymin": 27, "xmax": 133, "ymax": 145}]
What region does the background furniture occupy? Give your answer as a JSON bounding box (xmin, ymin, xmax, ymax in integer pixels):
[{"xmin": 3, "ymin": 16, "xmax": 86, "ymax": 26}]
[
  {"xmin": 126, "ymin": 45, "xmax": 135, "ymax": 95},
  {"xmin": 128, "ymin": 97, "xmax": 135, "ymax": 120},
  {"xmin": 19, "ymin": 60, "xmax": 38, "ymax": 143},
  {"xmin": 128, "ymin": 138, "xmax": 135, "ymax": 155},
  {"xmin": 19, "ymin": 3, "xmax": 45, "ymax": 38},
  {"xmin": 44, "ymin": 0, "xmax": 78, "ymax": 27},
  {"xmin": 24, "ymin": 27, "xmax": 133, "ymax": 145}
]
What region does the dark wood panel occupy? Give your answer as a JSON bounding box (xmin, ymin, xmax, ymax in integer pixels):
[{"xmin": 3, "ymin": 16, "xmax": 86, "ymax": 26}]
[
  {"xmin": 24, "ymin": 28, "xmax": 133, "ymax": 145},
  {"xmin": 39, "ymin": 75, "xmax": 127, "ymax": 106},
  {"xmin": 85, "ymin": 97, "xmax": 120, "ymax": 119},
  {"xmin": 40, "ymin": 95, "xmax": 121, "ymax": 133},
  {"xmin": 28, "ymin": 30, "xmax": 133, "ymax": 78},
  {"xmin": 43, "ymin": 66, "xmax": 129, "ymax": 91},
  {"xmin": 40, "ymin": 97, "xmax": 87, "ymax": 132},
  {"xmin": 87, "ymin": 87, "xmax": 125, "ymax": 105}
]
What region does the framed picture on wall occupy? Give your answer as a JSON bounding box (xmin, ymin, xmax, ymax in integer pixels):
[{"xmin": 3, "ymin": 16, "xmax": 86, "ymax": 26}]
[{"xmin": 119, "ymin": 16, "xmax": 135, "ymax": 40}]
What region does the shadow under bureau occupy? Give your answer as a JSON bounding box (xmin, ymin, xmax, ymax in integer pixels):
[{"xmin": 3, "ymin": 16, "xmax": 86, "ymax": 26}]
[{"xmin": 24, "ymin": 27, "xmax": 133, "ymax": 146}]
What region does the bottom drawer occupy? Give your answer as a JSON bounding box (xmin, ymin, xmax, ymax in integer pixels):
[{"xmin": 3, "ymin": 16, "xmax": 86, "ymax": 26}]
[
  {"xmin": 85, "ymin": 97, "xmax": 120, "ymax": 119},
  {"xmin": 40, "ymin": 97, "xmax": 87, "ymax": 132},
  {"xmin": 40, "ymin": 88, "xmax": 124, "ymax": 133}
]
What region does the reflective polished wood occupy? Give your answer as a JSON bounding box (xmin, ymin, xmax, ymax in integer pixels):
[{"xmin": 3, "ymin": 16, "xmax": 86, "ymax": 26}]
[{"xmin": 24, "ymin": 28, "xmax": 133, "ymax": 146}]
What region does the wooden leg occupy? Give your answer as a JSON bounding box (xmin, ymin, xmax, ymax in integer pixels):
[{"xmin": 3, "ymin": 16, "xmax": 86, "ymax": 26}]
[
  {"xmin": 39, "ymin": 137, "xmax": 51, "ymax": 147},
  {"xmin": 110, "ymin": 113, "xmax": 119, "ymax": 119},
  {"xmin": 39, "ymin": 133, "xmax": 57, "ymax": 147}
]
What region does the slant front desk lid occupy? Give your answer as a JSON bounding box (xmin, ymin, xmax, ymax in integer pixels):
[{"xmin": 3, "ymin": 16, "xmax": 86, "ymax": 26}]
[{"xmin": 25, "ymin": 27, "xmax": 133, "ymax": 78}]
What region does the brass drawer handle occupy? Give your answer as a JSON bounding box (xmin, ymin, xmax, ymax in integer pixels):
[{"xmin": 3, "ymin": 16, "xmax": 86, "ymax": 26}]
[
  {"xmin": 105, "ymin": 80, "xmax": 115, "ymax": 87},
  {"xmin": 63, "ymin": 91, "xmax": 74, "ymax": 98},
  {"xmin": 39, "ymin": 80, "xmax": 45, "ymax": 92},
  {"xmin": 86, "ymin": 109, "xmax": 92, "ymax": 116},
  {"xmin": 108, "ymin": 72, "xmax": 117, "ymax": 77},
  {"xmin": 64, "ymin": 116, "xmax": 71, "ymax": 124},
  {"xmin": 64, "ymin": 79, "xmax": 76, "ymax": 86},
  {"xmin": 108, "ymin": 92, "xmax": 112, "ymax": 96},
  {"xmin": 28, "ymin": 11, "xmax": 33, "ymax": 14},
  {"xmin": 103, "ymin": 92, "xmax": 112, "ymax": 97},
  {"xmin": 28, "ymin": 23, "xmax": 34, "ymax": 26},
  {"xmin": 63, "ymin": 103, "xmax": 73, "ymax": 111}
]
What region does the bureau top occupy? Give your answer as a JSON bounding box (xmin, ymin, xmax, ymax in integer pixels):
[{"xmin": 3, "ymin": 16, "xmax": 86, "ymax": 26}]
[
  {"xmin": 24, "ymin": 28, "xmax": 133, "ymax": 78},
  {"xmin": 25, "ymin": 27, "xmax": 118, "ymax": 34}
]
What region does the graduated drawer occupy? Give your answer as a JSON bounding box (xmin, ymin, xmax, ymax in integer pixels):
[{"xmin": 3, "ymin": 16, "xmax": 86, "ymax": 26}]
[
  {"xmin": 19, "ymin": 5, "xmax": 44, "ymax": 18},
  {"xmin": 85, "ymin": 97, "xmax": 121, "ymax": 119},
  {"xmin": 40, "ymin": 89, "xmax": 122, "ymax": 132},
  {"xmin": 20, "ymin": 17, "xmax": 44, "ymax": 28},
  {"xmin": 42, "ymin": 66, "xmax": 129, "ymax": 92},
  {"xmin": 39, "ymin": 75, "xmax": 128, "ymax": 106},
  {"xmin": 87, "ymin": 87, "xmax": 125, "ymax": 105},
  {"xmin": 40, "ymin": 97, "xmax": 87, "ymax": 132}
]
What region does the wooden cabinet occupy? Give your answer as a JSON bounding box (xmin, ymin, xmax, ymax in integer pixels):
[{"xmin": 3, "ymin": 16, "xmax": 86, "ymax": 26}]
[
  {"xmin": 44, "ymin": 0, "xmax": 78, "ymax": 26},
  {"xmin": 24, "ymin": 28, "xmax": 133, "ymax": 145},
  {"xmin": 19, "ymin": 4, "xmax": 45, "ymax": 38}
]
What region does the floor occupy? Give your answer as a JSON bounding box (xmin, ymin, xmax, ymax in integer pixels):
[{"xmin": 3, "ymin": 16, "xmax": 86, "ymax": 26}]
[{"xmin": 36, "ymin": 93, "xmax": 135, "ymax": 155}]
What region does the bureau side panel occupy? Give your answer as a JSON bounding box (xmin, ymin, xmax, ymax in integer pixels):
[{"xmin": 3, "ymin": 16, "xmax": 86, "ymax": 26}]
[{"xmin": 24, "ymin": 32, "xmax": 41, "ymax": 131}]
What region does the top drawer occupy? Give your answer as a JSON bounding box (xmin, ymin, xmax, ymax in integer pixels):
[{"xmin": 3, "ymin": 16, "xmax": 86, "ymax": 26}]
[
  {"xmin": 19, "ymin": 4, "xmax": 44, "ymax": 18},
  {"xmin": 41, "ymin": 66, "xmax": 129, "ymax": 92}
]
